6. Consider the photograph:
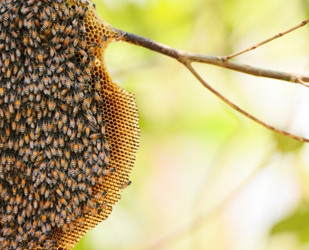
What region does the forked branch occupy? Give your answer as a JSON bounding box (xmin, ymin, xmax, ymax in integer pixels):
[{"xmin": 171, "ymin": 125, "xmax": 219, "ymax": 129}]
[{"xmin": 112, "ymin": 20, "xmax": 309, "ymax": 143}]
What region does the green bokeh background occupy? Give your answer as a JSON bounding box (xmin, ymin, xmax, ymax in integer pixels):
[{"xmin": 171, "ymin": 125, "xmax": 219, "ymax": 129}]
[{"xmin": 75, "ymin": 0, "xmax": 309, "ymax": 249}]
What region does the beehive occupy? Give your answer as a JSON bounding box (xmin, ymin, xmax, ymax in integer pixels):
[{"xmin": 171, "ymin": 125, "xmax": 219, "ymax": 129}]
[{"xmin": 0, "ymin": 0, "xmax": 139, "ymax": 249}]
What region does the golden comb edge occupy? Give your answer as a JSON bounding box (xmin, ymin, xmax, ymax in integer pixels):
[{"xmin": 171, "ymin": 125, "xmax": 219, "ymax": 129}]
[{"xmin": 38, "ymin": 3, "xmax": 139, "ymax": 249}]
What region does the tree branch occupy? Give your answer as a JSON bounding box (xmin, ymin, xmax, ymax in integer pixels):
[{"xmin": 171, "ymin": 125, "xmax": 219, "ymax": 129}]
[
  {"xmin": 112, "ymin": 25, "xmax": 309, "ymax": 142},
  {"xmin": 114, "ymin": 28, "xmax": 309, "ymax": 85}
]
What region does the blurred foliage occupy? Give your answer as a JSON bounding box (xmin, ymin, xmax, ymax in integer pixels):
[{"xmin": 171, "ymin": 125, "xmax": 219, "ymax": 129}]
[
  {"xmin": 74, "ymin": 0, "xmax": 309, "ymax": 250},
  {"xmin": 271, "ymin": 202, "xmax": 309, "ymax": 244},
  {"xmin": 273, "ymin": 133, "xmax": 304, "ymax": 154}
]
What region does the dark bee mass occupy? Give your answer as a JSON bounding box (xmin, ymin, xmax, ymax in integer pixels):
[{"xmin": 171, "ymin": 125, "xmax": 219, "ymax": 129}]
[{"xmin": 0, "ymin": 0, "xmax": 111, "ymax": 248}]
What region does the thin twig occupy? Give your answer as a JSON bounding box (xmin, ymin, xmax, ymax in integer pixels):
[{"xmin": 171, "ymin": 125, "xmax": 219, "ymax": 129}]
[
  {"xmin": 184, "ymin": 63, "xmax": 309, "ymax": 142},
  {"xmin": 113, "ymin": 27, "xmax": 309, "ymax": 142},
  {"xmin": 224, "ymin": 19, "xmax": 309, "ymax": 60}
]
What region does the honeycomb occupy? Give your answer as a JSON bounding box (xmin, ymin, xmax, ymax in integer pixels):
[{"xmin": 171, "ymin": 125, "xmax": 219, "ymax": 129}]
[
  {"xmin": 0, "ymin": 0, "xmax": 139, "ymax": 249},
  {"xmin": 51, "ymin": 3, "xmax": 140, "ymax": 249}
]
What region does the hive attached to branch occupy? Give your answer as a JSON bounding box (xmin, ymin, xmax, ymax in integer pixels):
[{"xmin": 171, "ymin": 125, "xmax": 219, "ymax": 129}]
[{"xmin": 0, "ymin": 0, "xmax": 139, "ymax": 249}]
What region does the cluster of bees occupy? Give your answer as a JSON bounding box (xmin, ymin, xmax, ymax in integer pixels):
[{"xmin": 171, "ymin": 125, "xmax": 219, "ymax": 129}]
[{"xmin": 0, "ymin": 0, "xmax": 113, "ymax": 248}]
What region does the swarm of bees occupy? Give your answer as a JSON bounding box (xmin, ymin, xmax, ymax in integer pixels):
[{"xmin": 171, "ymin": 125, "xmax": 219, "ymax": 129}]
[{"xmin": 0, "ymin": 0, "xmax": 140, "ymax": 249}]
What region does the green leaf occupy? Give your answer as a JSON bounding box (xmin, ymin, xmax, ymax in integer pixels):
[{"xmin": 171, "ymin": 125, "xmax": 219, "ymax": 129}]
[
  {"xmin": 270, "ymin": 203, "xmax": 309, "ymax": 244},
  {"xmin": 273, "ymin": 133, "xmax": 304, "ymax": 153}
]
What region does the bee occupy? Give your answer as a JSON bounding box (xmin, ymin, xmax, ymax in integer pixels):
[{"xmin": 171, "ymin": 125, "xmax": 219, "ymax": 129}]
[
  {"xmin": 3, "ymin": 12, "xmax": 9, "ymax": 26},
  {"xmin": 60, "ymin": 103, "xmax": 68, "ymax": 111},
  {"xmin": 36, "ymin": 82, "xmax": 44, "ymax": 92},
  {"xmin": 103, "ymin": 167, "xmax": 116, "ymax": 176},
  {"xmin": 17, "ymin": 215, "xmax": 24, "ymax": 225},
  {"xmin": 72, "ymin": 37, "xmax": 79, "ymax": 47},
  {"xmin": 55, "ymin": 188, "xmax": 63, "ymax": 197},
  {"xmin": 66, "ymin": 61, "xmax": 75, "ymax": 70},
  {"xmin": 45, "ymin": 148, "xmax": 51, "ymax": 159},
  {"xmin": 59, "ymin": 197, "xmax": 67, "ymax": 206},
  {"xmin": 14, "ymin": 98, "xmax": 21, "ymax": 109},
  {"xmin": 94, "ymin": 191, "xmax": 107, "ymax": 201},
  {"xmin": 4, "ymin": 126, "xmax": 10, "ymax": 137},
  {"xmin": 5, "ymin": 68, "xmax": 11, "ymax": 78},
  {"xmin": 103, "ymin": 154, "xmax": 111, "ymax": 165},
  {"xmin": 27, "ymin": 0, "xmax": 35, "ymax": 5},
  {"xmin": 0, "ymin": 187, "xmax": 7, "ymax": 199},
  {"xmin": 38, "ymin": 234, "xmax": 47, "ymax": 244},
  {"xmin": 2, "ymin": 239, "xmax": 9, "ymax": 248},
  {"xmin": 64, "ymin": 149, "xmax": 71, "ymax": 160},
  {"xmin": 58, "ymin": 136, "xmax": 65, "ymax": 148},
  {"xmin": 52, "ymin": 23, "xmax": 60, "ymax": 35},
  {"xmin": 74, "ymin": 91, "xmax": 84, "ymax": 103},
  {"xmin": 104, "ymin": 141, "xmax": 110, "ymax": 151},
  {"xmin": 4, "ymin": 58, "xmax": 9, "ymax": 68},
  {"xmin": 40, "ymin": 185, "xmax": 46, "ymax": 197},
  {"xmin": 10, "ymin": 30, "xmax": 18, "ymax": 39},
  {"xmin": 6, "ymin": 204, "xmax": 12, "ymax": 214},
  {"xmin": 85, "ymin": 66, "xmax": 91, "ymax": 77},
  {"xmin": 49, "ymin": 211, "xmax": 56, "ymax": 225},
  {"xmin": 8, "ymin": 103, "xmax": 14, "ymax": 114},
  {"xmin": 41, "ymin": 20, "xmax": 51, "ymax": 30},
  {"xmin": 31, "ymin": 30, "xmax": 40, "ymax": 42},
  {"xmin": 50, "ymin": 11, "xmax": 57, "ymax": 21},
  {"xmin": 7, "ymin": 139, "xmax": 13, "ymax": 149},
  {"xmin": 66, "ymin": 179, "xmax": 73, "ymax": 190},
  {"xmin": 56, "ymin": 65, "xmax": 64, "ymax": 74},
  {"xmin": 68, "ymin": 46, "xmax": 75, "ymax": 57},
  {"xmin": 121, "ymin": 180, "xmax": 132, "ymax": 189},
  {"xmin": 15, "ymin": 48, "xmax": 21, "ymax": 58},
  {"xmin": 72, "ymin": 143, "xmax": 79, "ymax": 154},
  {"xmin": 38, "ymin": 63, "xmax": 44, "ymax": 75},
  {"xmin": 72, "ymin": 195, "xmax": 79, "ymax": 206},
  {"xmin": 78, "ymin": 192, "xmax": 87, "ymax": 202},
  {"xmin": 24, "ymin": 75, "xmax": 31, "ymax": 84},
  {"xmin": 63, "ymin": 36, "xmax": 70, "ymax": 46},
  {"xmin": 44, "ymin": 188, "xmax": 50, "ymax": 199},
  {"xmin": 16, "ymin": 159, "xmax": 23, "ymax": 169},
  {"xmin": 12, "ymin": 65, "xmax": 18, "ymax": 76},
  {"xmin": 40, "ymin": 214, "xmax": 47, "ymax": 223},
  {"xmin": 77, "ymin": 121, "xmax": 83, "ymax": 136},
  {"xmin": 28, "ymin": 92, "xmax": 35, "ymax": 101},
  {"xmin": 12, "ymin": 204, "xmax": 18, "ymax": 215},
  {"xmin": 37, "ymin": 52, "xmax": 43, "ymax": 63},
  {"xmin": 0, "ymin": 31, "xmax": 6, "ymax": 40},
  {"xmin": 46, "ymin": 134, "xmax": 53, "ymax": 145},
  {"xmin": 36, "ymin": 110, "xmax": 43, "ymax": 120},
  {"xmin": 47, "ymin": 99, "xmax": 56, "ymax": 111},
  {"xmin": 52, "ymin": 170, "xmax": 58, "ymax": 180},
  {"xmin": 33, "ymin": 192, "xmax": 40, "ymax": 202},
  {"xmin": 22, "ymin": 35, "xmax": 29, "ymax": 46},
  {"xmin": 42, "ymin": 76, "xmax": 49, "ymax": 86},
  {"xmin": 9, "ymin": 51, "xmax": 16, "ymax": 64},
  {"xmin": 96, "ymin": 140, "xmax": 103, "ymax": 152},
  {"xmin": 62, "ymin": 124, "xmax": 68, "ymax": 134},
  {"xmin": 80, "ymin": 40, "xmax": 87, "ymax": 49},
  {"xmin": 90, "ymin": 133, "xmax": 101, "ymax": 141},
  {"xmin": 65, "ymin": 25, "xmax": 73, "ymax": 35},
  {"xmin": 25, "ymin": 19, "xmax": 34, "ymax": 30}
]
